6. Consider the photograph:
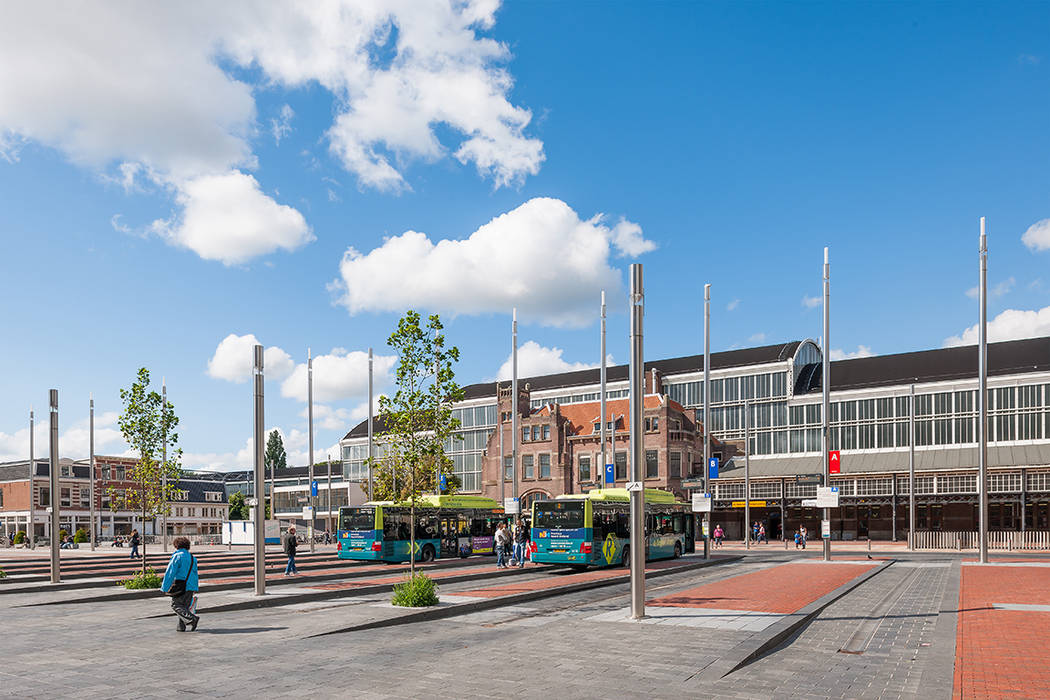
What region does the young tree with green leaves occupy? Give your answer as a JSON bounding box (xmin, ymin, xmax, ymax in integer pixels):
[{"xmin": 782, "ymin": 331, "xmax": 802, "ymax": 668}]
[
  {"xmin": 264, "ymin": 429, "xmax": 287, "ymax": 518},
  {"xmin": 227, "ymin": 491, "xmax": 249, "ymax": 520},
  {"xmin": 109, "ymin": 368, "xmax": 182, "ymax": 575},
  {"xmin": 374, "ymin": 311, "xmax": 464, "ymax": 575}
]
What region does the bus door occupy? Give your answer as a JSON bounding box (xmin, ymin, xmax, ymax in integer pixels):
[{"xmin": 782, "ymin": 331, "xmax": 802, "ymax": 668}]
[{"xmin": 439, "ymin": 515, "xmax": 460, "ymax": 557}]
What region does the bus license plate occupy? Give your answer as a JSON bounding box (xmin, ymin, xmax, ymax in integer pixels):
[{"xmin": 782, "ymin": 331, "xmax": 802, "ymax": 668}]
[{"xmin": 553, "ymin": 548, "xmax": 567, "ymax": 553}]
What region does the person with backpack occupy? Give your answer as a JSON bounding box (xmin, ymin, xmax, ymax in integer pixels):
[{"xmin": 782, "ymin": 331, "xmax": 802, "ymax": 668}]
[
  {"xmin": 161, "ymin": 536, "xmax": 199, "ymax": 632},
  {"xmin": 129, "ymin": 529, "xmax": 141, "ymax": 559},
  {"xmin": 283, "ymin": 526, "xmax": 298, "ymax": 576},
  {"xmin": 512, "ymin": 518, "xmax": 528, "ymax": 568}
]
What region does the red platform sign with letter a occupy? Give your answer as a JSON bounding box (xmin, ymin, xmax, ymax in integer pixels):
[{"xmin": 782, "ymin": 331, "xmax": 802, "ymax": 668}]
[{"xmin": 829, "ymin": 450, "xmax": 841, "ymax": 474}]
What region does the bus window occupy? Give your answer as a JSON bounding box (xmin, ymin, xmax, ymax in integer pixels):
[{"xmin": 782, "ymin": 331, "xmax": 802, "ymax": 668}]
[
  {"xmin": 593, "ymin": 511, "xmax": 608, "ymax": 540},
  {"xmin": 657, "ymin": 514, "xmax": 674, "ymax": 535},
  {"xmin": 340, "ymin": 507, "xmax": 375, "ymax": 531},
  {"xmin": 534, "ymin": 501, "xmax": 585, "ymax": 530},
  {"xmin": 616, "ymin": 513, "xmax": 630, "ymax": 538},
  {"xmin": 415, "ymin": 515, "xmax": 438, "ymax": 540},
  {"xmin": 672, "ymin": 513, "xmax": 685, "ymax": 534},
  {"xmin": 384, "ymin": 512, "xmax": 403, "ymax": 540},
  {"xmin": 471, "ymin": 517, "xmax": 493, "ymax": 537}
]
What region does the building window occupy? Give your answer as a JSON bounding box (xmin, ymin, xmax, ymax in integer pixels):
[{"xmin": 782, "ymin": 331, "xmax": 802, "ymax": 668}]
[
  {"xmin": 80, "ymin": 490, "xmax": 90, "ymax": 508},
  {"xmin": 503, "ymin": 456, "xmax": 513, "ymax": 481},
  {"xmin": 60, "ymin": 488, "xmax": 71, "ymax": 507},
  {"xmin": 530, "ymin": 425, "xmax": 539, "ymax": 441},
  {"xmin": 645, "ymin": 450, "xmax": 658, "ymax": 479},
  {"xmin": 579, "ymin": 455, "xmax": 592, "ymax": 482},
  {"xmin": 645, "ymin": 417, "xmax": 660, "ymax": 432},
  {"xmin": 669, "ymin": 452, "xmax": 681, "ymax": 477},
  {"xmin": 593, "ymin": 421, "xmax": 601, "ymax": 434},
  {"xmin": 542, "ymin": 424, "xmax": 550, "ymax": 441},
  {"xmin": 539, "ymin": 454, "xmax": 551, "ymax": 479},
  {"xmin": 522, "ymin": 455, "xmax": 534, "ymax": 480},
  {"xmin": 101, "ymin": 466, "xmax": 110, "ymax": 480},
  {"xmin": 614, "ymin": 451, "xmax": 627, "ymax": 480},
  {"xmin": 522, "ymin": 427, "xmax": 529, "ymax": 443},
  {"xmin": 205, "ymin": 491, "xmax": 222, "ymax": 502}
]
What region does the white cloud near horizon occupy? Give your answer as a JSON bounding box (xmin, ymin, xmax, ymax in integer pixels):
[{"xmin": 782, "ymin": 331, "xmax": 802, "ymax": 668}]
[
  {"xmin": 332, "ymin": 197, "xmax": 655, "ymax": 327},
  {"xmin": 830, "ymin": 345, "xmax": 874, "ymax": 361},
  {"xmin": 495, "ymin": 341, "xmax": 613, "ymax": 381},
  {"xmin": 944, "ymin": 305, "xmax": 1050, "ymax": 347},
  {"xmin": 207, "ymin": 334, "xmax": 296, "ymax": 383},
  {"xmin": 0, "ymin": 3, "xmax": 542, "ymax": 264},
  {"xmin": 281, "ymin": 349, "xmax": 396, "ymax": 404},
  {"xmin": 0, "ymin": 411, "xmax": 128, "ymax": 463},
  {"xmin": 1022, "ymin": 218, "xmax": 1050, "ymax": 252},
  {"xmin": 802, "ymin": 295, "xmax": 821, "ymax": 309},
  {"xmin": 727, "ymin": 299, "xmax": 740, "ymax": 311}
]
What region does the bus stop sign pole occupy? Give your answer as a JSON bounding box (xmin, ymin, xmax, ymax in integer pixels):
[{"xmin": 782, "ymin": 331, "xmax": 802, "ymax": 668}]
[{"xmin": 628, "ymin": 264, "xmax": 646, "ymax": 620}]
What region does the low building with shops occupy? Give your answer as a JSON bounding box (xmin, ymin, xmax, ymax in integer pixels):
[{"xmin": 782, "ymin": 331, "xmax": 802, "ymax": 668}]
[
  {"xmin": 340, "ymin": 335, "xmax": 1050, "ymax": 543},
  {"xmin": 222, "ymin": 461, "xmax": 361, "ymax": 532}
]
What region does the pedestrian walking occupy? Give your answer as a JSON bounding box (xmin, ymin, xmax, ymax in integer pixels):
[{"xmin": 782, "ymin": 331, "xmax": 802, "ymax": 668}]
[
  {"xmin": 284, "ymin": 526, "xmax": 299, "ymax": 576},
  {"xmin": 713, "ymin": 524, "xmax": 724, "ymax": 548},
  {"xmin": 129, "ymin": 529, "xmax": 141, "ymax": 559},
  {"xmin": 794, "ymin": 529, "xmax": 802, "ymax": 549},
  {"xmin": 495, "ymin": 522, "xmax": 511, "ymax": 569},
  {"xmin": 758, "ymin": 523, "xmax": 767, "ymax": 544},
  {"xmin": 512, "ymin": 518, "xmax": 528, "ymax": 568},
  {"xmin": 161, "ymin": 536, "xmax": 200, "ymax": 632},
  {"xmin": 323, "ymin": 530, "xmax": 331, "ymax": 545}
]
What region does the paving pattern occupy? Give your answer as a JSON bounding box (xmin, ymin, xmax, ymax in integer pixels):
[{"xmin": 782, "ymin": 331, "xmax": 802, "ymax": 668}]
[{"xmin": 954, "ymin": 562, "xmax": 1050, "ymax": 699}]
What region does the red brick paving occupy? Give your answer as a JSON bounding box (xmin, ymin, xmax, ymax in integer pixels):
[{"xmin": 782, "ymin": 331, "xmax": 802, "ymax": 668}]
[
  {"xmin": 647, "ymin": 562, "xmax": 875, "ymax": 614},
  {"xmin": 954, "ymin": 565, "xmax": 1050, "ymax": 699},
  {"xmin": 446, "ymin": 557, "xmax": 702, "ymax": 599}
]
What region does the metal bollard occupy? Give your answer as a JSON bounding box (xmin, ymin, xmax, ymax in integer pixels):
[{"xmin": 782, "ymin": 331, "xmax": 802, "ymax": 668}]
[
  {"xmin": 868, "ymin": 538, "xmax": 871, "ymax": 552},
  {"xmin": 784, "ymin": 537, "xmax": 788, "ymax": 550}
]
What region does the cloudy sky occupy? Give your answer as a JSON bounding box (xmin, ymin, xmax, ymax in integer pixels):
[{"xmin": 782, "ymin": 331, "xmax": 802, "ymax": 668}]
[{"xmin": 2, "ymin": 2, "xmax": 1049, "ymax": 469}]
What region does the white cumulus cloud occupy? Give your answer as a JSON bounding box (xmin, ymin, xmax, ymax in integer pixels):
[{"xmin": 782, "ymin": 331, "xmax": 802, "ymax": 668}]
[
  {"xmin": 802, "ymin": 295, "xmax": 821, "ymax": 309},
  {"xmin": 151, "ymin": 171, "xmax": 313, "ymax": 265},
  {"xmin": 496, "ymin": 341, "xmax": 613, "ymax": 381},
  {"xmin": 1022, "ymin": 218, "xmax": 1050, "ymax": 252},
  {"xmin": 207, "ymin": 333, "xmax": 295, "ymax": 383},
  {"xmin": 965, "ymin": 277, "xmax": 1015, "ymax": 300},
  {"xmin": 0, "ymin": 411, "xmax": 128, "ymax": 463},
  {"xmin": 830, "ymin": 345, "xmax": 875, "ymax": 361},
  {"xmin": 0, "ymin": 2, "xmax": 542, "ymax": 262},
  {"xmin": 281, "ymin": 349, "xmax": 397, "ymax": 404},
  {"xmin": 944, "ymin": 305, "xmax": 1050, "ymax": 347},
  {"xmin": 331, "ymin": 197, "xmax": 654, "ymax": 327}
]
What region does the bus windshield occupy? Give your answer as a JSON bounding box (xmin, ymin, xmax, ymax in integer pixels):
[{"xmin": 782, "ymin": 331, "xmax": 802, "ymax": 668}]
[
  {"xmin": 340, "ymin": 507, "xmax": 376, "ymax": 531},
  {"xmin": 534, "ymin": 501, "xmax": 585, "ymax": 530}
]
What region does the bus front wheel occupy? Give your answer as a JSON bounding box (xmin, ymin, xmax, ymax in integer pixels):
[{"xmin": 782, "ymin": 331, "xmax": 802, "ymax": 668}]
[
  {"xmin": 420, "ymin": 545, "xmax": 436, "ymax": 563},
  {"xmin": 674, "ymin": 542, "xmax": 682, "ymax": 559},
  {"xmin": 621, "ymin": 546, "xmax": 631, "ymax": 568}
]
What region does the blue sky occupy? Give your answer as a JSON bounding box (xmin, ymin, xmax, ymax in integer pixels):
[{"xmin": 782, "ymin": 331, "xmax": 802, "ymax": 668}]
[{"xmin": 1, "ymin": 2, "xmax": 1049, "ymax": 469}]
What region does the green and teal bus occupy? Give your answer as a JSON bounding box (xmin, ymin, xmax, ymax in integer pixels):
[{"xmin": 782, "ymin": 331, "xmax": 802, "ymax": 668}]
[
  {"xmin": 530, "ymin": 488, "xmax": 694, "ymax": 568},
  {"xmin": 337, "ymin": 494, "xmax": 504, "ymax": 563}
]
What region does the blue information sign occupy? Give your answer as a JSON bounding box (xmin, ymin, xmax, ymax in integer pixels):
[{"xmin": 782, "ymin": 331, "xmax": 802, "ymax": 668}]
[
  {"xmin": 310, "ymin": 480, "xmax": 318, "ymax": 497},
  {"xmin": 708, "ymin": 457, "xmax": 719, "ymax": 480},
  {"xmin": 439, "ymin": 474, "xmax": 448, "ymax": 492},
  {"xmin": 604, "ymin": 463, "xmax": 615, "ymax": 484}
]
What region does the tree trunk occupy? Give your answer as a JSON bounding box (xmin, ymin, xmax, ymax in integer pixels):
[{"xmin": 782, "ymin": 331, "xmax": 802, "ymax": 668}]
[
  {"xmin": 141, "ymin": 486, "xmax": 147, "ymax": 577},
  {"xmin": 410, "ymin": 461, "xmax": 416, "ymax": 576}
]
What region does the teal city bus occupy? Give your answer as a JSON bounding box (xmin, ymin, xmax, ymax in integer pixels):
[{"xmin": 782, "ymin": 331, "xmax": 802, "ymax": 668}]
[
  {"xmin": 337, "ymin": 494, "xmax": 504, "ymax": 563},
  {"xmin": 530, "ymin": 488, "xmax": 694, "ymax": 568}
]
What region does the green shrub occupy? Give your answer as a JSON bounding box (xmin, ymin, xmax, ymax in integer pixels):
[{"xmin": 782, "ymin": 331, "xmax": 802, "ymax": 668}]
[
  {"xmin": 0, "ymin": 568, "xmax": 6, "ymax": 579},
  {"xmin": 58, "ymin": 529, "xmax": 69, "ymax": 542},
  {"xmin": 13, "ymin": 531, "xmax": 25, "ymax": 545},
  {"xmin": 73, "ymin": 528, "xmax": 88, "ymax": 544},
  {"xmin": 117, "ymin": 567, "xmax": 162, "ymax": 590},
  {"xmin": 391, "ymin": 573, "xmax": 439, "ymax": 608}
]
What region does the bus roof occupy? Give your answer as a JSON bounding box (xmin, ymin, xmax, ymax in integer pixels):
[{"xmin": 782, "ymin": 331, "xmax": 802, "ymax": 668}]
[
  {"xmin": 360, "ymin": 494, "xmax": 501, "ymax": 509},
  {"xmin": 552, "ymin": 488, "xmax": 680, "ymax": 504}
]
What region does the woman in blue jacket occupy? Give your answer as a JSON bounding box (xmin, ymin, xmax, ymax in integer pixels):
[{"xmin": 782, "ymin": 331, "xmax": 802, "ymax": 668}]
[{"xmin": 161, "ymin": 537, "xmax": 200, "ymax": 632}]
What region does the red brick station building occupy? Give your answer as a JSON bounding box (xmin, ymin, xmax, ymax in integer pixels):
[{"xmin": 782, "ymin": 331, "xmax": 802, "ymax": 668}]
[{"xmin": 342, "ymin": 336, "xmax": 1050, "ymax": 543}]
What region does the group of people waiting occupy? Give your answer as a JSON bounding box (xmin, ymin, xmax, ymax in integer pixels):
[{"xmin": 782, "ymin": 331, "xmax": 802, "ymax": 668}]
[
  {"xmin": 709, "ymin": 521, "xmax": 807, "ymax": 548},
  {"xmin": 494, "ymin": 519, "xmax": 529, "ymax": 569}
]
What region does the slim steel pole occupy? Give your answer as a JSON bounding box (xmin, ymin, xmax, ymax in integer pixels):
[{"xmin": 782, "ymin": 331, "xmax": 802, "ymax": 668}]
[
  {"xmin": 326, "ymin": 450, "xmax": 333, "ymax": 532},
  {"xmin": 703, "ymin": 283, "xmax": 711, "ymax": 559},
  {"xmin": 628, "ymin": 264, "xmax": 646, "ymax": 619},
  {"xmin": 435, "ymin": 329, "xmax": 441, "ymax": 496},
  {"xmin": 253, "ymin": 345, "xmax": 266, "ymax": 596},
  {"xmin": 49, "ymin": 389, "xmax": 60, "ymax": 584},
  {"xmin": 89, "ymin": 394, "xmax": 96, "ymax": 551},
  {"xmin": 908, "ymin": 384, "xmax": 916, "ymax": 550},
  {"xmin": 600, "ymin": 290, "xmax": 607, "ymax": 491},
  {"xmin": 161, "ymin": 380, "xmax": 168, "ymax": 552},
  {"xmin": 512, "ymin": 309, "xmax": 519, "ymax": 505},
  {"xmin": 499, "ymin": 402, "xmax": 505, "ymax": 504},
  {"xmin": 978, "ymin": 218, "xmax": 989, "ymax": 564},
  {"xmin": 28, "ymin": 407, "xmax": 35, "ymax": 549},
  {"xmin": 745, "ymin": 399, "xmax": 751, "ymax": 549},
  {"xmin": 308, "ymin": 348, "xmax": 315, "ymax": 553},
  {"xmin": 822, "ymin": 247, "xmax": 832, "ymax": 562},
  {"xmin": 367, "ymin": 348, "xmax": 374, "ymax": 501}
]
